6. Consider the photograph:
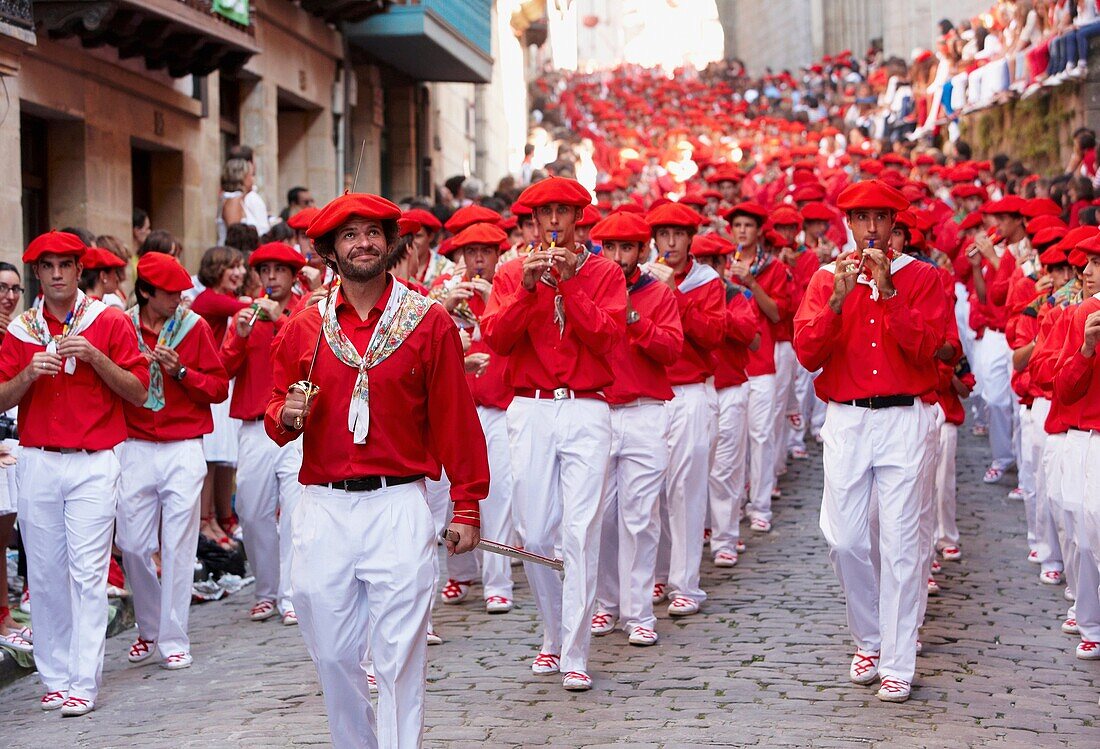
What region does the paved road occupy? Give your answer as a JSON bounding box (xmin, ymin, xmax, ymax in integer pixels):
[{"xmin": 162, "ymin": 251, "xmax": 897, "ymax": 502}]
[{"xmin": 2, "ymin": 430, "xmax": 1097, "ymax": 748}]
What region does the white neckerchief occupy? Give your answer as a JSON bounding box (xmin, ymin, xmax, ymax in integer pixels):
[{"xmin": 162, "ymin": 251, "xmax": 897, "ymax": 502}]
[
  {"xmin": 7, "ymin": 291, "xmax": 108, "ymax": 374},
  {"xmin": 675, "ymin": 260, "xmax": 719, "ymax": 294}
]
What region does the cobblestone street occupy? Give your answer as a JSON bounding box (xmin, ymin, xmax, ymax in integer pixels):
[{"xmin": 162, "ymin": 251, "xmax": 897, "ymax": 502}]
[{"xmin": 2, "ymin": 430, "xmax": 1097, "ymax": 748}]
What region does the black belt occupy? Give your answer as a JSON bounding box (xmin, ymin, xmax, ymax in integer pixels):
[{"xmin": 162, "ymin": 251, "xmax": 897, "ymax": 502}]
[
  {"xmin": 320, "ymin": 474, "xmax": 424, "ymax": 493},
  {"xmin": 37, "ymin": 446, "xmax": 98, "ymax": 454},
  {"xmin": 834, "ymin": 395, "xmax": 916, "ymax": 410}
]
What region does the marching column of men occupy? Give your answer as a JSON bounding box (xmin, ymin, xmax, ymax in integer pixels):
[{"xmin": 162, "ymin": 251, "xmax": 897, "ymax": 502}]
[{"xmin": 7, "ymin": 166, "xmax": 1100, "ymax": 745}]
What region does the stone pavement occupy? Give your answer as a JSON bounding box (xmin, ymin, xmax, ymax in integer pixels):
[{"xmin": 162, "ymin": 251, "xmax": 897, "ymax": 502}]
[{"xmin": 2, "ymin": 429, "xmax": 1097, "ymax": 748}]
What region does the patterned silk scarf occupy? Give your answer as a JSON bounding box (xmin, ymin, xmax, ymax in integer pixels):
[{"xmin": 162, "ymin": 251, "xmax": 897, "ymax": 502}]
[
  {"xmin": 320, "ymin": 277, "xmax": 434, "ymax": 444},
  {"xmin": 8, "ymin": 290, "xmax": 106, "ymax": 375},
  {"xmin": 128, "ymin": 305, "xmax": 200, "ymax": 411}
]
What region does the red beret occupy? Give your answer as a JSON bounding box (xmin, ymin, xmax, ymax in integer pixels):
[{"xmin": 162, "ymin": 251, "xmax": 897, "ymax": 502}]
[
  {"xmin": 614, "ymin": 203, "xmax": 645, "ymax": 214},
  {"xmin": 690, "ymin": 234, "xmax": 733, "ymax": 257},
  {"xmin": 801, "ymin": 202, "xmax": 834, "ymax": 222},
  {"xmin": 1075, "ymin": 230, "xmax": 1100, "ymax": 255},
  {"xmin": 836, "ymin": 180, "xmax": 910, "ymax": 212},
  {"xmin": 500, "ymin": 216, "xmax": 519, "ymax": 231},
  {"xmin": 769, "ymin": 205, "xmax": 803, "ymax": 228},
  {"xmin": 948, "ymin": 166, "xmax": 979, "ymax": 183},
  {"xmin": 402, "ymin": 208, "xmax": 443, "ymax": 232},
  {"xmin": 1055, "ymin": 225, "xmax": 1100, "ymax": 252},
  {"xmin": 249, "ymin": 242, "xmax": 307, "ymax": 271},
  {"xmin": 679, "ymin": 192, "xmax": 707, "ymax": 207},
  {"xmin": 959, "ymin": 212, "xmax": 985, "ymax": 231},
  {"xmin": 137, "ymin": 252, "xmax": 193, "ymax": 293},
  {"xmin": 860, "ymin": 159, "xmax": 884, "ymax": 175},
  {"xmin": 1032, "ymin": 227, "xmax": 1069, "ymax": 248},
  {"xmin": 81, "ymin": 247, "xmax": 126, "ymax": 270},
  {"xmin": 594, "ymin": 181, "xmax": 618, "ymax": 194},
  {"xmin": 1038, "ymin": 246, "xmax": 1069, "ymax": 266},
  {"xmin": 1068, "ymin": 249, "xmax": 1089, "ymax": 267},
  {"xmin": 645, "ymin": 202, "xmax": 704, "ymax": 229},
  {"xmin": 950, "ymin": 184, "xmax": 985, "ymax": 201},
  {"xmin": 915, "ymin": 154, "xmax": 936, "ymax": 166},
  {"xmin": 510, "ymin": 201, "xmax": 533, "ymax": 217},
  {"xmin": 306, "ymin": 193, "xmax": 402, "ymax": 239},
  {"xmin": 724, "ymin": 201, "xmax": 769, "ymax": 224},
  {"xmin": 286, "ymin": 207, "xmax": 320, "ymax": 232},
  {"xmin": 397, "ymin": 218, "xmax": 421, "ymax": 237},
  {"xmin": 444, "ymin": 205, "xmax": 501, "ymax": 234},
  {"xmin": 450, "ymin": 222, "xmax": 508, "ymax": 249},
  {"xmin": 23, "ymin": 231, "xmax": 87, "ymax": 263},
  {"xmin": 791, "ymin": 184, "xmax": 827, "ymax": 202},
  {"xmin": 766, "ymin": 229, "xmax": 791, "ymax": 249},
  {"xmin": 1021, "ymin": 198, "xmax": 1062, "ymax": 218},
  {"xmin": 517, "ymin": 176, "xmax": 592, "ymax": 209},
  {"xmin": 982, "ymin": 196, "xmax": 1027, "ymax": 215},
  {"xmin": 577, "ymin": 204, "xmax": 603, "ymax": 227},
  {"xmin": 590, "ymin": 212, "xmax": 650, "ymax": 244},
  {"xmin": 1025, "ymin": 214, "xmax": 1066, "ymax": 236}
]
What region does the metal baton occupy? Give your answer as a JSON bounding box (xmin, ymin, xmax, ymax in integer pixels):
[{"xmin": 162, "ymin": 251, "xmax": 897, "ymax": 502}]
[{"xmin": 442, "ymin": 530, "xmax": 564, "ymax": 571}]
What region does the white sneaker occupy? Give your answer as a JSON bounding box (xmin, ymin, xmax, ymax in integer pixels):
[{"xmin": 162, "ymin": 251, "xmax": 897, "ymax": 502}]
[
  {"xmin": 1076, "ymin": 640, "xmax": 1100, "ymax": 660},
  {"xmin": 249, "ymin": 600, "xmax": 278, "ymax": 621},
  {"xmin": 876, "ymin": 677, "xmax": 911, "ymax": 702},
  {"xmin": 1062, "ymin": 618, "xmax": 1080, "ymax": 635},
  {"xmin": 485, "ymin": 595, "xmax": 513, "ymax": 614},
  {"xmin": 627, "ymin": 626, "xmax": 658, "ymax": 646},
  {"xmin": 1039, "ymin": 570, "xmax": 1063, "ymax": 585},
  {"xmin": 667, "ymin": 596, "xmax": 700, "ymax": 617},
  {"xmin": 940, "ymin": 546, "xmax": 961, "ymax": 561},
  {"xmin": 927, "ymin": 577, "xmax": 941, "ymax": 595},
  {"xmin": 750, "ymin": 517, "xmax": 772, "ymax": 533},
  {"xmin": 439, "ymin": 578, "xmax": 472, "ymax": 604},
  {"xmin": 651, "ymin": 582, "xmax": 669, "ymax": 604},
  {"xmin": 849, "ymin": 650, "xmax": 880, "ymax": 685},
  {"xmin": 713, "ymin": 551, "xmax": 738, "ymax": 567},
  {"xmin": 127, "ymin": 637, "xmax": 157, "ymax": 664},
  {"xmin": 590, "ymin": 609, "xmax": 616, "ymax": 636},
  {"xmin": 0, "ymin": 630, "xmax": 33, "ymax": 653},
  {"xmin": 562, "ymin": 670, "xmax": 592, "ymax": 691},
  {"xmin": 426, "ymin": 630, "xmax": 443, "ymax": 646},
  {"xmin": 161, "ymin": 652, "xmax": 193, "ymax": 670},
  {"xmin": 40, "ymin": 691, "xmax": 67, "ymax": 711},
  {"xmin": 282, "ymin": 611, "xmax": 299, "ymax": 626}
]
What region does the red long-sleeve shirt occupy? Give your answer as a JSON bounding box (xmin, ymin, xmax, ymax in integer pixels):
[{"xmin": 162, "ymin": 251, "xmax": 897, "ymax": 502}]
[
  {"xmin": 794, "ymin": 257, "xmax": 949, "ymax": 402},
  {"xmin": 714, "ymin": 289, "xmax": 760, "ymax": 389},
  {"xmin": 1031, "ymin": 305, "xmax": 1074, "ymax": 435},
  {"xmin": 1052, "ymin": 294, "xmax": 1100, "ymax": 430},
  {"xmin": 667, "ymin": 262, "xmax": 725, "ymax": 386},
  {"xmin": 220, "ymin": 297, "xmax": 303, "ymax": 420},
  {"xmin": 604, "ymin": 272, "xmax": 683, "ymax": 404},
  {"xmin": 755, "ymin": 258, "xmax": 797, "ymax": 343},
  {"xmin": 463, "ymin": 292, "xmax": 514, "ymax": 411},
  {"xmin": 0, "ymin": 306, "xmax": 150, "ymax": 450},
  {"xmin": 481, "ymin": 252, "xmax": 627, "ymax": 392},
  {"xmin": 124, "ymin": 316, "xmax": 229, "ymax": 441},
  {"xmin": 191, "ymin": 289, "xmax": 250, "ymax": 346},
  {"xmin": 265, "ymin": 278, "xmax": 489, "ymax": 523}
]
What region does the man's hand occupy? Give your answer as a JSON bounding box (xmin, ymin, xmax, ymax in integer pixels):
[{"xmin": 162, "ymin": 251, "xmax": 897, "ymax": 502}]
[
  {"xmin": 644, "ymin": 260, "xmax": 677, "ymax": 291},
  {"xmin": 280, "ymin": 387, "xmax": 314, "ymax": 430},
  {"xmin": 521, "ymin": 251, "xmax": 551, "ymax": 291},
  {"xmin": 1035, "ymin": 275, "xmax": 1054, "ymax": 295},
  {"xmin": 1082, "ymin": 310, "xmax": 1100, "ymax": 358},
  {"xmin": 306, "ymin": 285, "xmax": 330, "ymax": 308},
  {"xmin": 862, "ymin": 247, "xmax": 894, "ymax": 296},
  {"xmin": 233, "ymin": 308, "xmax": 254, "ymax": 338},
  {"xmin": 468, "ymin": 276, "xmax": 493, "ymax": 302},
  {"xmin": 548, "ymin": 247, "xmax": 579, "ymax": 282},
  {"xmin": 728, "ymin": 259, "xmax": 752, "ymax": 283},
  {"xmin": 829, "ymin": 255, "xmax": 860, "ymax": 314},
  {"xmin": 952, "ymin": 375, "xmax": 973, "ymax": 398},
  {"xmin": 23, "ymin": 351, "xmax": 63, "ymax": 381},
  {"xmin": 56, "ymin": 336, "xmax": 101, "ymax": 365},
  {"xmin": 444, "ymin": 523, "xmax": 480, "ymax": 555},
  {"xmin": 443, "ymin": 282, "xmax": 474, "ymax": 313},
  {"xmin": 152, "ymin": 346, "xmax": 182, "ymax": 378},
  {"xmin": 973, "ymin": 232, "xmax": 996, "ymax": 261},
  {"xmin": 458, "ymin": 328, "xmax": 472, "ymax": 353},
  {"xmin": 299, "ymin": 265, "xmax": 323, "ymax": 290},
  {"xmin": 464, "ymin": 352, "xmax": 490, "ymax": 376}
]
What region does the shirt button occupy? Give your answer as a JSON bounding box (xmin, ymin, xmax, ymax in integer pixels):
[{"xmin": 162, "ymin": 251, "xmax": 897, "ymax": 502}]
[
  {"xmin": 870, "ymin": 319, "xmax": 876, "ymax": 324},
  {"xmin": 872, "ymin": 369, "xmax": 878, "ymax": 375},
  {"xmin": 871, "ymin": 342, "xmax": 877, "ymax": 348}
]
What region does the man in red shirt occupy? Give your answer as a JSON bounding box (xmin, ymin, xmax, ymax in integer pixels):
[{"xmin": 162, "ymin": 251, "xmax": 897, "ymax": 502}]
[
  {"xmin": 794, "ymin": 180, "xmax": 949, "ymax": 703},
  {"xmin": 482, "ymin": 177, "xmax": 626, "ymax": 691},
  {"xmin": 222, "ymin": 242, "xmax": 307, "ymax": 625},
  {"xmin": 434, "ymin": 222, "xmax": 517, "ymax": 614},
  {"xmin": 692, "ymin": 235, "xmax": 760, "ymax": 568},
  {"xmin": 0, "ymin": 231, "xmax": 149, "ymax": 716},
  {"xmin": 266, "ymin": 193, "xmax": 488, "ymax": 748},
  {"xmin": 1053, "ymin": 234, "xmax": 1100, "ymax": 667},
  {"xmin": 117, "ymin": 253, "xmax": 229, "ymax": 672},
  {"xmin": 642, "ymin": 202, "xmax": 723, "ymax": 618},
  {"xmin": 588, "ymin": 211, "xmax": 683, "ymax": 645},
  {"xmin": 726, "ymin": 201, "xmax": 788, "ymax": 533}
]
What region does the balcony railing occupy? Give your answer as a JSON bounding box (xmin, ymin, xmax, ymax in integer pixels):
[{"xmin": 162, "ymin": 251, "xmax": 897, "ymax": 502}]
[{"xmin": 0, "ymin": 0, "xmax": 34, "ymax": 30}]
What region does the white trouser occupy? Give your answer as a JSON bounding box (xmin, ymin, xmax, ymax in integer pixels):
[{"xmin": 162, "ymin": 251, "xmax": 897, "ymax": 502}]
[
  {"xmin": 236, "ymin": 421, "xmax": 303, "ymax": 614},
  {"xmin": 596, "ymin": 401, "xmax": 668, "ymax": 630},
  {"xmin": 933, "ymin": 420, "xmax": 960, "ymax": 549},
  {"xmin": 1027, "ymin": 399, "xmax": 1063, "ymax": 571},
  {"xmin": 819, "ymin": 401, "xmax": 937, "ymax": 683},
  {"xmin": 1081, "ymin": 432, "xmax": 1100, "ymax": 608},
  {"xmin": 17, "ymin": 448, "xmax": 120, "ymax": 701},
  {"xmin": 918, "ymin": 406, "xmax": 947, "ymax": 627},
  {"xmin": 444, "ymin": 406, "xmax": 514, "ymax": 598},
  {"xmin": 1018, "ymin": 405, "xmax": 1040, "ymax": 553},
  {"xmin": 1046, "ymin": 433, "xmax": 1076, "ymax": 613},
  {"xmin": 709, "ymin": 384, "xmax": 749, "ymax": 556},
  {"xmin": 975, "ymin": 331, "xmax": 1015, "ymax": 469},
  {"xmin": 745, "ymin": 374, "xmax": 778, "ymax": 522},
  {"xmin": 507, "ymin": 397, "xmax": 611, "ymax": 674},
  {"xmin": 116, "ymin": 438, "xmax": 206, "ymax": 658},
  {"xmin": 291, "ymin": 481, "xmax": 435, "ymax": 749},
  {"xmin": 771, "ymin": 341, "xmax": 796, "ymax": 473},
  {"xmin": 1063, "ymin": 430, "xmax": 1100, "ymax": 641},
  {"xmin": 787, "ymin": 363, "xmax": 815, "ymax": 452},
  {"xmin": 655, "ymin": 383, "xmax": 717, "ymax": 604}
]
